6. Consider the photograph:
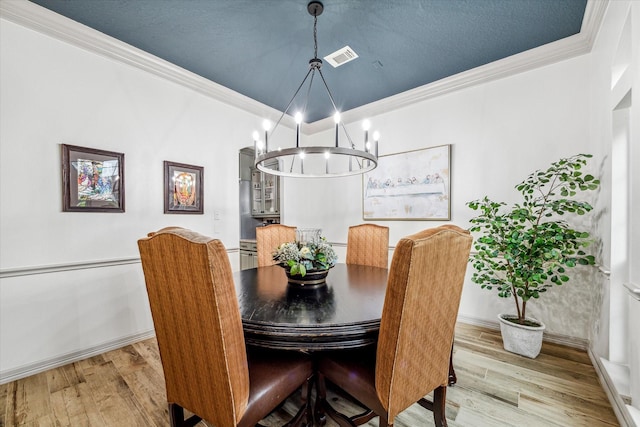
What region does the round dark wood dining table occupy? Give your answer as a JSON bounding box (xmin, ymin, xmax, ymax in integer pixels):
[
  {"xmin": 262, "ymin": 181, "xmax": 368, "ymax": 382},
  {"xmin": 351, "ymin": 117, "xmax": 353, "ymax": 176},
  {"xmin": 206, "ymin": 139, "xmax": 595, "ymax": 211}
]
[{"xmin": 233, "ymin": 263, "xmax": 389, "ymax": 351}]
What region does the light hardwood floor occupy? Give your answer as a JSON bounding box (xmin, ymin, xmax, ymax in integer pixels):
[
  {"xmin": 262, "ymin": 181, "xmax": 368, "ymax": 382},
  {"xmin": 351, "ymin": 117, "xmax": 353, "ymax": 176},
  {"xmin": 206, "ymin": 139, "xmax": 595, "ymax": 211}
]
[{"xmin": 1, "ymin": 323, "xmax": 619, "ymax": 427}]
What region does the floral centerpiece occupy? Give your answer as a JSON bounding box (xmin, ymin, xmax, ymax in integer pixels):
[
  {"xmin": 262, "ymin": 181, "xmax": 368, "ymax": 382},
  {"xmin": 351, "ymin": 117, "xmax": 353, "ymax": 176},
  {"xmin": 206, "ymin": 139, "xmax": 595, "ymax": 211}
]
[{"xmin": 273, "ymin": 237, "xmax": 338, "ymax": 277}]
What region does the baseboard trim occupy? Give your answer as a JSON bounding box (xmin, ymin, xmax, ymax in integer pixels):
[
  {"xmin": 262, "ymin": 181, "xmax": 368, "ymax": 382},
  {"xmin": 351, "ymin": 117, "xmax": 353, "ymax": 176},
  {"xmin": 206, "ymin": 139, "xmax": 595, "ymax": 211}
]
[
  {"xmin": 456, "ymin": 315, "xmax": 589, "ymax": 350},
  {"xmin": 589, "ymin": 350, "xmax": 636, "ymax": 427},
  {"xmin": 0, "ymin": 329, "xmax": 155, "ymax": 384}
]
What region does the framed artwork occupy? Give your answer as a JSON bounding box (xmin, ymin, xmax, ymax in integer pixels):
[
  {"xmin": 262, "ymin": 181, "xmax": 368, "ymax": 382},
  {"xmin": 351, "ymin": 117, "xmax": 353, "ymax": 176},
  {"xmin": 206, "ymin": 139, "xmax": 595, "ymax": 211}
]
[
  {"xmin": 362, "ymin": 144, "xmax": 451, "ymax": 220},
  {"xmin": 164, "ymin": 161, "xmax": 204, "ymax": 214},
  {"xmin": 61, "ymin": 144, "xmax": 125, "ymax": 212}
]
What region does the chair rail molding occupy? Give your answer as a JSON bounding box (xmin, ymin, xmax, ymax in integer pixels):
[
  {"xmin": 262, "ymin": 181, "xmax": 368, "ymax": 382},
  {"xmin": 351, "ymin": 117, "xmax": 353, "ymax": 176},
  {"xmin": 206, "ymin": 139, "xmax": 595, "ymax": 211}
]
[
  {"xmin": 0, "ymin": 248, "xmax": 240, "ymax": 278},
  {"xmin": 0, "ymin": 257, "xmax": 141, "ymax": 279},
  {"xmin": 624, "ymin": 282, "xmax": 640, "ymax": 301}
]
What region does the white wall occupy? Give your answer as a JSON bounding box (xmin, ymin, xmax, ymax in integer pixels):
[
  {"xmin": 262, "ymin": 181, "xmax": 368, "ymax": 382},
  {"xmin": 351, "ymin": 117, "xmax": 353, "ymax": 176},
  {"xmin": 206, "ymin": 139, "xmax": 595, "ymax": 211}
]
[
  {"xmin": 0, "ymin": 17, "xmax": 258, "ymax": 381},
  {"xmin": 587, "ymin": 1, "xmax": 640, "ymax": 420},
  {"xmin": 285, "ymin": 51, "xmax": 601, "ymax": 340},
  {"xmin": 0, "ymin": 18, "xmax": 251, "ymax": 265}
]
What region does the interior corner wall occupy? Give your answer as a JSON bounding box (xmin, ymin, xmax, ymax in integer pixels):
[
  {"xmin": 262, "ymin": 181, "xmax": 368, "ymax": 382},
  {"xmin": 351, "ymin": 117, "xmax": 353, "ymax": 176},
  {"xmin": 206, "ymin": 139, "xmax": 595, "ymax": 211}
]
[
  {"xmin": 0, "ymin": 17, "xmax": 257, "ymax": 381},
  {"xmin": 584, "ymin": 2, "xmax": 640, "ymax": 421},
  {"xmin": 284, "ymin": 53, "xmax": 602, "ymax": 340}
]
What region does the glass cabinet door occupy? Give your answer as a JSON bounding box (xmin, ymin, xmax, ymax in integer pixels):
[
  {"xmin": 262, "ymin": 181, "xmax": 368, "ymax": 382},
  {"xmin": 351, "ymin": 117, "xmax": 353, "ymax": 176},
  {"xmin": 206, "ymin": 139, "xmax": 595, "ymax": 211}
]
[
  {"xmin": 250, "ymin": 166, "xmax": 280, "ymax": 217},
  {"xmin": 251, "ymin": 169, "xmax": 262, "ymax": 215},
  {"xmin": 263, "ymin": 173, "xmax": 278, "ymax": 215}
]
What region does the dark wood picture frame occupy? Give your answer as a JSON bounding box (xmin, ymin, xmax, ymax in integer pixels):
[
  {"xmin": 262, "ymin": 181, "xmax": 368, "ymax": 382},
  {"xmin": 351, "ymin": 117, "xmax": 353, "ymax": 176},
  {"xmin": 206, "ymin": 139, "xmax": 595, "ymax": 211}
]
[
  {"xmin": 164, "ymin": 161, "xmax": 204, "ymax": 214},
  {"xmin": 61, "ymin": 144, "xmax": 125, "ymax": 213}
]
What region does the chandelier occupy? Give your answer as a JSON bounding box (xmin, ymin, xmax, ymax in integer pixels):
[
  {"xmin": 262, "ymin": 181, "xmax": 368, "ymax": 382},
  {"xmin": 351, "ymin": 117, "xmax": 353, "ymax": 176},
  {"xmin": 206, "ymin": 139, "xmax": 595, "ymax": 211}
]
[{"xmin": 253, "ymin": 1, "xmax": 379, "ymax": 178}]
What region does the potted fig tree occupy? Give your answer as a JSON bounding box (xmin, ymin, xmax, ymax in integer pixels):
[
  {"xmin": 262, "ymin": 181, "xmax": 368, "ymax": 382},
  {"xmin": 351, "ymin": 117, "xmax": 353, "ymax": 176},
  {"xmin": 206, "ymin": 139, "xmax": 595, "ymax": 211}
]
[{"xmin": 467, "ymin": 154, "xmax": 600, "ymax": 358}]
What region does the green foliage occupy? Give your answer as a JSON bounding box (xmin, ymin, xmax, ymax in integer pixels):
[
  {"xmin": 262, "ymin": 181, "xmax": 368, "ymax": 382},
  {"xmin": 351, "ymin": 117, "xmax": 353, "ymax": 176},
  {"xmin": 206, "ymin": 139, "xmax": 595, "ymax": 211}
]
[
  {"xmin": 467, "ymin": 154, "xmax": 600, "ymax": 323},
  {"xmin": 273, "ymin": 238, "xmax": 338, "ymax": 277}
]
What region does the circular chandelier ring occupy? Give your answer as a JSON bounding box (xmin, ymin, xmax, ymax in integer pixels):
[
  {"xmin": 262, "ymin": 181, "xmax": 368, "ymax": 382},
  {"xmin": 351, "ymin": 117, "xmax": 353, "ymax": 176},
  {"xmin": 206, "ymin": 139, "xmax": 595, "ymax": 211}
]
[{"xmin": 255, "ymin": 147, "xmax": 378, "ymax": 178}]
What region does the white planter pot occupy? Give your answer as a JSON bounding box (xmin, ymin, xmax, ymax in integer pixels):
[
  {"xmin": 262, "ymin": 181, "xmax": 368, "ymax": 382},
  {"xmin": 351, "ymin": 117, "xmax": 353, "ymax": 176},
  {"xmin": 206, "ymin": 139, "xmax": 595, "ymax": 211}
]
[{"xmin": 498, "ymin": 313, "xmax": 546, "ymax": 359}]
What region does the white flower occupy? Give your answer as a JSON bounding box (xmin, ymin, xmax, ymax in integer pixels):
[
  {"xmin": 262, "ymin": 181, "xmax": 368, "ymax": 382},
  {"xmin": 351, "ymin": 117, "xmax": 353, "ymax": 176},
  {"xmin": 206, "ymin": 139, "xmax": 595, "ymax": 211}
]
[{"xmin": 272, "ymin": 236, "xmax": 338, "ymax": 275}]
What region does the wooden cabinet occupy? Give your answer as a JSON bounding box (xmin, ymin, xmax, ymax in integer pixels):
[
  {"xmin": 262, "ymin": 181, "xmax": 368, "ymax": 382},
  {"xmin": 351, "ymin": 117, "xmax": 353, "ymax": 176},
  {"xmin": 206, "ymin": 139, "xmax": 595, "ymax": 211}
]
[
  {"xmin": 251, "ymin": 163, "xmax": 280, "ymax": 218},
  {"xmin": 239, "ymin": 240, "xmax": 258, "ymax": 270}
]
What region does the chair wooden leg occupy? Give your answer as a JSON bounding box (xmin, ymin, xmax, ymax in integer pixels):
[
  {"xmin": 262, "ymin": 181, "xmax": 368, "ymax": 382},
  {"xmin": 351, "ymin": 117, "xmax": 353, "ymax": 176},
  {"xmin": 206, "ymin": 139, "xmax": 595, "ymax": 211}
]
[
  {"xmin": 418, "ymin": 386, "xmax": 447, "ymax": 427},
  {"xmin": 168, "ymin": 403, "xmax": 183, "ymax": 427},
  {"xmin": 432, "ymin": 386, "xmax": 448, "ymax": 427},
  {"xmin": 168, "ymin": 403, "xmax": 203, "ymax": 427},
  {"xmin": 378, "ymin": 414, "xmax": 391, "ymax": 427},
  {"xmin": 448, "ymin": 345, "xmax": 457, "ymax": 386}
]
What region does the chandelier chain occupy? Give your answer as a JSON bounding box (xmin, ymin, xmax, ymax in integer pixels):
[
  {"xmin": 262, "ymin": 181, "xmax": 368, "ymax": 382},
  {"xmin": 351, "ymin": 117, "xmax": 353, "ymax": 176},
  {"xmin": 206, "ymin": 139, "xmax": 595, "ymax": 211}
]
[{"xmin": 313, "ymin": 14, "xmax": 318, "ymax": 59}]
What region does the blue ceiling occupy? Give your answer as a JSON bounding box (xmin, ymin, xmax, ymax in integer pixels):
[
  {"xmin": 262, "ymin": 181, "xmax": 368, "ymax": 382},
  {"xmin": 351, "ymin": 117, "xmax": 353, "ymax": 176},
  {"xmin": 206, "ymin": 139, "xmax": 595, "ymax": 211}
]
[{"xmin": 29, "ymin": 0, "xmax": 587, "ymax": 123}]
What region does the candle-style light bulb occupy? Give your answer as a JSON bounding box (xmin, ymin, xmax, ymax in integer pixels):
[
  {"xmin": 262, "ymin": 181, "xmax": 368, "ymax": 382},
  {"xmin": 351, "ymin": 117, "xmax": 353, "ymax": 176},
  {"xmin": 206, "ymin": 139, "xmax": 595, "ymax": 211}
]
[
  {"xmin": 363, "ymin": 120, "xmax": 371, "ymax": 152},
  {"xmin": 295, "ymin": 112, "xmax": 302, "ymax": 148},
  {"xmin": 373, "ymin": 131, "xmax": 380, "ymax": 158},
  {"xmin": 252, "ymin": 131, "xmax": 260, "ymax": 156},
  {"xmin": 262, "ymin": 120, "xmax": 271, "ymax": 152},
  {"xmin": 325, "ymin": 151, "xmax": 330, "ymax": 174},
  {"xmin": 334, "ymin": 112, "xmax": 341, "ymax": 148}
]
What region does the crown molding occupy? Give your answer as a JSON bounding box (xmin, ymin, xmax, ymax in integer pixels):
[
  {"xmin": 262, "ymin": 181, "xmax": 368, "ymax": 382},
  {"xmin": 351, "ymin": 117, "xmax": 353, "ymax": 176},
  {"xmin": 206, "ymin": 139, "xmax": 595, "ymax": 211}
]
[
  {"xmin": 307, "ymin": 0, "xmax": 610, "ymax": 133},
  {"xmin": 2, "ymin": 0, "xmax": 608, "ymax": 135},
  {"xmin": 581, "ymin": 0, "xmax": 610, "ymax": 47},
  {"xmin": 0, "ymin": 0, "xmax": 288, "ymax": 124}
]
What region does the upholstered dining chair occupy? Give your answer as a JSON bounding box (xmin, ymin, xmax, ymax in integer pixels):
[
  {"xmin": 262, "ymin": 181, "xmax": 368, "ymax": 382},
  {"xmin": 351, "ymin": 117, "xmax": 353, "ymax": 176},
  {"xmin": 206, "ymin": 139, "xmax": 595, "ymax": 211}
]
[
  {"xmin": 256, "ymin": 223, "xmax": 297, "ymax": 267},
  {"xmin": 345, "ymin": 224, "xmax": 389, "ymax": 269},
  {"xmin": 138, "ymin": 227, "xmax": 313, "ymax": 427},
  {"xmin": 316, "ymin": 224, "xmax": 473, "ymax": 427}
]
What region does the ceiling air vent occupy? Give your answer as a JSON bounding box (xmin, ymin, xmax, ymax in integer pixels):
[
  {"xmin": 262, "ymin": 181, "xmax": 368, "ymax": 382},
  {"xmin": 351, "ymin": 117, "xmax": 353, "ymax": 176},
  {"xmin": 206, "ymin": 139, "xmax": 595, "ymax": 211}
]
[{"xmin": 324, "ymin": 46, "xmax": 359, "ymax": 68}]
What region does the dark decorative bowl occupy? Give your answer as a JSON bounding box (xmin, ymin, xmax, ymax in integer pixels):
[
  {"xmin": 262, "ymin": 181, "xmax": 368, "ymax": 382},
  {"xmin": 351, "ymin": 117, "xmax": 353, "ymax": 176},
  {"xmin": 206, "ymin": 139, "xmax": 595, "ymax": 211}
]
[{"xmin": 280, "ymin": 265, "xmax": 331, "ymax": 289}]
